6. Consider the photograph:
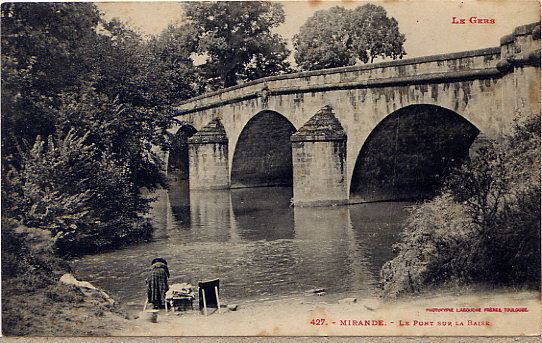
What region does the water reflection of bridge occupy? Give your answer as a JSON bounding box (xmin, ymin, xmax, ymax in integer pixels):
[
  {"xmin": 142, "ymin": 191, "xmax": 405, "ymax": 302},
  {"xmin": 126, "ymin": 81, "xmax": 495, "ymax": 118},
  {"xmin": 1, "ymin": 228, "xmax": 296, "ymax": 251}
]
[{"xmin": 151, "ymin": 182, "xmax": 412, "ymax": 295}]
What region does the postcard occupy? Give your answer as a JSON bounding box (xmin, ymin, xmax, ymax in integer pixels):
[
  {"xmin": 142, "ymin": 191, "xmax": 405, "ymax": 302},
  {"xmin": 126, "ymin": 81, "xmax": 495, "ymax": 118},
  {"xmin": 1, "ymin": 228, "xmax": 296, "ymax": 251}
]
[{"xmin": 1, "ymin": 0, "xmax": 540, "ymax": 337}]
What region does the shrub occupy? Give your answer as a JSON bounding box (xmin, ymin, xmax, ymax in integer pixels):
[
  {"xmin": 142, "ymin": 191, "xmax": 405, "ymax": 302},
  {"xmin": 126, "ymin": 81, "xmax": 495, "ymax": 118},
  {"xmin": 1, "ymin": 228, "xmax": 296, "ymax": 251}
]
[
  {"xmin": 2, "ymin": 129, "xmax": 153, "ymax": 254},
  {"xmin": 1, "ymin": 219, "xmax": 66, "ymax": 280},
  {"xmin": 380, "ymin": 112, "xmax": 541, "ymax": 297},
  {"xmin": 380, "ymin": 195, "xmax": 477, "ymax": 297}
]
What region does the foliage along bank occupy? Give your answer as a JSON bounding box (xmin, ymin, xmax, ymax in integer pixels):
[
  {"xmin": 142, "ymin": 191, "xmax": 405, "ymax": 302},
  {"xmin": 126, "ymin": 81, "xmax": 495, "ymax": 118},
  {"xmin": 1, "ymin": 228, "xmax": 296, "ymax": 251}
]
[
  {"xmin": 380, "ymin": 111, "xmax": 541, "ymax": 297},
  {"xmin": 0, "ymin": 3, "xmax": 193, "ymax": 333},
  {"xmin": 2, "ymin": 3, "xmax": 179, "ymax": 255}
]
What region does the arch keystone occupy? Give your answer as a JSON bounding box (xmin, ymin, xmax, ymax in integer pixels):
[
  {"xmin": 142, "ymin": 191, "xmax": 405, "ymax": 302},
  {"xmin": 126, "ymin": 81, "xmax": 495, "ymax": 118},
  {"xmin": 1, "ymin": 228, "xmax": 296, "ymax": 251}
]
[{"xmin": 291, "ymin": 106, "xmax": 348, "ymax": 207}]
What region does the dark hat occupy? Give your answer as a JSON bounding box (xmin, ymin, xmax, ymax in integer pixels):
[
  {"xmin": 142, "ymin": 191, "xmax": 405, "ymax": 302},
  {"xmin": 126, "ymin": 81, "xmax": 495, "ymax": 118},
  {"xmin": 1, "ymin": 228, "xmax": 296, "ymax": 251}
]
[{"xmin": 151, "ymin": 258, "xmax": 167, "ymax": 265}]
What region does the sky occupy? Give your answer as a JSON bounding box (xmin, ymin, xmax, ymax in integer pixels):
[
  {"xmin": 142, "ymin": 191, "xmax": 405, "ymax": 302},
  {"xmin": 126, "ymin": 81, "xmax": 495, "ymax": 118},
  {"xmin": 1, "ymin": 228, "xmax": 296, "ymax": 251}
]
[{"xmin": 96, "ymin": 1, "xmax": 541, "ymax": 61}]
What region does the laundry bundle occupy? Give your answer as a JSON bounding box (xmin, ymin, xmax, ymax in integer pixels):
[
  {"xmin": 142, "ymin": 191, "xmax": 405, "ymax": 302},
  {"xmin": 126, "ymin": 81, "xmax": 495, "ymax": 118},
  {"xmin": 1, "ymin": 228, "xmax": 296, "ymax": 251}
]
[{"xmin": 165, "ymin": 283, "xmax": 195, "ymax": 300}]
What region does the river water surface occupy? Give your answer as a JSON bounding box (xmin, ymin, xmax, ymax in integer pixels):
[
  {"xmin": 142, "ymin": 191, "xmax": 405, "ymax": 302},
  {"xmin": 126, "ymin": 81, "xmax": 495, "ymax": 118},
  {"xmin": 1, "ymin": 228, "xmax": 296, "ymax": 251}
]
[{"xmin": 73, "ymin": 181, "xmax": 413, "ymax": 310}]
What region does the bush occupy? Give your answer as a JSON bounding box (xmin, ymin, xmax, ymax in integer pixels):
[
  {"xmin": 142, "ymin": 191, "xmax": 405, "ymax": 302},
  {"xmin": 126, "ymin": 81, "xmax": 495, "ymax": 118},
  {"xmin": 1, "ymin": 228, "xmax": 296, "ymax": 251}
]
[
  {"xmin": 380, "ymin": 112, "xmax": 541, "ymax": 297},
  {"xmin": 2, "ymin": 129, "xmax": 153, "ymax": 254},
  {"xmin": 380, "ymin": 195, "xmax": 477, "ymax": 297}
]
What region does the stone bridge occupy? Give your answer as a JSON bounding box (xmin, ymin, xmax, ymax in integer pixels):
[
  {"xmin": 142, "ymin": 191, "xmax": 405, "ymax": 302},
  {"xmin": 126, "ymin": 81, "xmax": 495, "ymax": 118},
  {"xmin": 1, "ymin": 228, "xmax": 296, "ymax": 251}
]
[{"xmin": 167, "ymin": 22, "xmax": 540, "ymax": 206}]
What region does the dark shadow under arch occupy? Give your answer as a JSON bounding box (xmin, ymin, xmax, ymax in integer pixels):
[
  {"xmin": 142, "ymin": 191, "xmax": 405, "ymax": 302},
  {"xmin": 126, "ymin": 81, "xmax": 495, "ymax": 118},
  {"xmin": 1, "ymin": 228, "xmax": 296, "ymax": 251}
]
[
  {"xmin": 350, "ymin": 104, "xmax": 480, "ymax": 202},
  {"xmin": 231, "ymin": 110, "xmax": 296, "ymax": 188},
  {"xmin": 167, "ymin": 124, "xmax": 197, "ymax": 181}
]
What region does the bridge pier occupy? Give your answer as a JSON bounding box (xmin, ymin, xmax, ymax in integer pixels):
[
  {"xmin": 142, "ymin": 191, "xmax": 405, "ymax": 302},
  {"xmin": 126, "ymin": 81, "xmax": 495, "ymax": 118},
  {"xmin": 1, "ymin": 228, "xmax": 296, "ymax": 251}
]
[
  {"xmin": 291, "ymin": 106, "xmax": 348, "ymax": 207},
  {"xmin": 187, "ymin": 119, "xmax": 229, "ymax": 190}
]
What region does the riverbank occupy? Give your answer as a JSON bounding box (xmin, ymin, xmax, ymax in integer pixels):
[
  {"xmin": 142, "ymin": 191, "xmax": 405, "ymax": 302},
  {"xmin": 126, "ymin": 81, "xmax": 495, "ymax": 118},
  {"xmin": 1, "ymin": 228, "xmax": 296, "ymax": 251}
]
[
  {"xmin": 117, "ymin": 289, "xmax": 541, "ymax": 336},
  {"xmin": 1, "ymin": 274, "xmax": 130, "ymax": 336},
  {"xmin": 3, "ymin": 272, "xmax": 539, "ymax": 337}
]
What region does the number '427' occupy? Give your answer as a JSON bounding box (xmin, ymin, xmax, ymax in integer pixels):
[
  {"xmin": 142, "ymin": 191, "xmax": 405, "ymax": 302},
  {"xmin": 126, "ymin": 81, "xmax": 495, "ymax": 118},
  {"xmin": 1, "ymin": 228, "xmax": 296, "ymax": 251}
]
[{"xmin": 310, "ymin": 318, "xmax": 326, "ymax": 325}]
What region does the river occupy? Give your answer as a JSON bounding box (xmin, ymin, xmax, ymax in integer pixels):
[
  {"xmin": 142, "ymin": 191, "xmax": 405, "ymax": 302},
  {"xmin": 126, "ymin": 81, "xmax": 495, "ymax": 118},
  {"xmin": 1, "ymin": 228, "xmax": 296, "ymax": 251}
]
[{"xmin": 72, "ymin": 181, "xmax": 414, "ymax": 311}]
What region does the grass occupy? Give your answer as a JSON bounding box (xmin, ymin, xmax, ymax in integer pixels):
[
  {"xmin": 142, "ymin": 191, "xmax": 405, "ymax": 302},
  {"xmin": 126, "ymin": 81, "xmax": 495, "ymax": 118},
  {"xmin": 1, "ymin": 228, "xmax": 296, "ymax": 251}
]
[{"xmin": 2, "ymin": 274, "xmax": 129, "ymax": 336}]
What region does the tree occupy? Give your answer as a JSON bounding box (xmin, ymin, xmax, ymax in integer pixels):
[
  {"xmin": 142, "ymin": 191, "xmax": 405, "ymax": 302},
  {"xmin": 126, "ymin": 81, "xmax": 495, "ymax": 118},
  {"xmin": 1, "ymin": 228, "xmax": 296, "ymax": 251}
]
[
  {"xmin": 1, "ymin": 3, "xmax": 177, "ymax": 187},
  {"xmin": 142, "ymin": 24, "xmax": 201, "ymax": 105},
  {"xmin": 1, "ymin": 3, "xmax": 103, "ymax": 162},
  {"xmin": 293, "ymin": 4, "xmax": 406, "ymax": 71},
  {"xmin": 183, "ymin": 1, "xmax": 291, "ymax": 89},
  {"xmin": 1, "ymin": 3, "xmax": 180, "ymax": 254},
  {"xmin": 350, "ymin": 4, "xmax": 406, "ymax": 63},
  {"xmin": 293, "ymin": 7, "xmax": 355, "ymax": 70}
]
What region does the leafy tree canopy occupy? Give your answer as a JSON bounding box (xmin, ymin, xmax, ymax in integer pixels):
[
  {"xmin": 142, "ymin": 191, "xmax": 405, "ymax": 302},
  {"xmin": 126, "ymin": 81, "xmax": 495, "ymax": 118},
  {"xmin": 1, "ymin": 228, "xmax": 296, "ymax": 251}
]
[
  {"xmin": 1, "ymin": 3, "xmax": 192, "ymax": 253},
  {"xmin": 143, "ymin": 24, "xmax": 201, "ymax": 105},
  {"xmin": 1, "ymin": 3, "xmax": 182, "ymax": 187},
  {"xmin": 1, "ymin": 2, "xmax": 104, "ymax": 155},
  {"xmin": 293, "ymin": 7, "xmax": 354, "ymax": 70},
  {"xmin": 294, "ymin": 4, "xmax": 406, "ymax": 71},
  {"xmin": 183, "ymin": 1, "xmax": 291, "ymax": 89}
]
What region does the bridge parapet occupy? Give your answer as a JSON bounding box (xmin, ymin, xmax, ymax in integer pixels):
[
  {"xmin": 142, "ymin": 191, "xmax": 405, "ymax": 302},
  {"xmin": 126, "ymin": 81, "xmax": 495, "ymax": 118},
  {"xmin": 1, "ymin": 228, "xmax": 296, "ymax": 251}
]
[
  {"xmin": 176, "ymin": 22, "xmax": 540, "ymax": 118},
  {"xmin": 497, "ymin": 22, "xmax": 541, "ymax": 116},
  {"xmin": 177, "ymin": 47, "xmax": 501, "ymax": 115}
]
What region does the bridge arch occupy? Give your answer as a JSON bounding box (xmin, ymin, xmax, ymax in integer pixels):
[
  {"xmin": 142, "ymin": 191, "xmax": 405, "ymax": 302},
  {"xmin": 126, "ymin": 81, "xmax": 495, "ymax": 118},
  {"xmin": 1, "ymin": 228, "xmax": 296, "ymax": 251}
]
[
  {"xmin": 167, "ymin": 124, "xmax": 198, "ymax": 180},
  {"xmin": 349, "ymin": 104, "xmax": 480, "ymax": 203},
  {"xmin": 231, "ymin": 110, "xmax": 297, "ymax": 188}
]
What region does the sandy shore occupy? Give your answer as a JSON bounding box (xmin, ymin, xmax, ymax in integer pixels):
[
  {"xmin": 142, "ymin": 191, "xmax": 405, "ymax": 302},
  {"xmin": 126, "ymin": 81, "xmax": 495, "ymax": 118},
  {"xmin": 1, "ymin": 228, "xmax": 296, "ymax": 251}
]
[{"xmin": 116, "ymin": 290, "xmax": 541, "ymax": 336}]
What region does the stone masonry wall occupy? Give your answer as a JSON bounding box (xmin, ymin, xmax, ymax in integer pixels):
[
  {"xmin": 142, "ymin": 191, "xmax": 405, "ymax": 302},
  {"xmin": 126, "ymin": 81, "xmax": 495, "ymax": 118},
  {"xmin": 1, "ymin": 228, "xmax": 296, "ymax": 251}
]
[
  {"xmin": 188, "ymin": 143, "xmax": 229, "ymax": 190},
  {"xmin": 292, "ymin": 140, "xmax": 347, "ymax": 206}
]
